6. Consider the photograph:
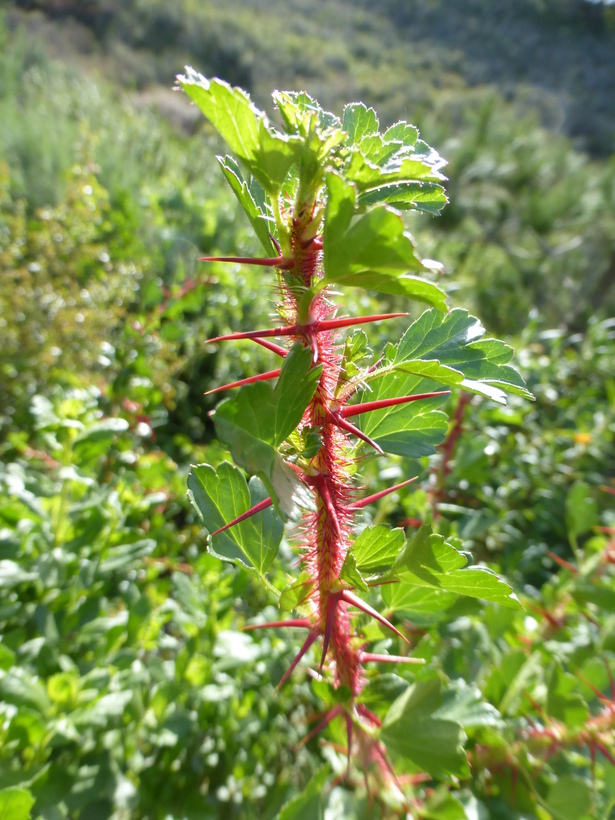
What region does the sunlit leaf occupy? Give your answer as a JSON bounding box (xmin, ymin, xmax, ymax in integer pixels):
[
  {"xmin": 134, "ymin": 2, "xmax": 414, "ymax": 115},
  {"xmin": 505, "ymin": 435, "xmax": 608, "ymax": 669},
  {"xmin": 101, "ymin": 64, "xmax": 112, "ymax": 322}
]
[
  {"xmin": 217, "ymin": 156, "xmax": 275, "ymax": 253},
  {"xmin": 381, "ymin": 679, "xmax": 469, "ymax": 778},
  {"xmin": 323, "ymin": 173, "xmax": 447, "ymax": 309},
  {"xmin": 392, "ymin": 526, "xmax": 520, "ymax": 608},
  {"xmin": 213, "ymin": 344, "xmax": 321, "ymax": 517},
  {"xmin": 179, "ymin": 70, "xmax": 299, "ymax": 192},
  {"xmin": 188, "ymin": 462, "xmax": 283, "ymax": 573}
]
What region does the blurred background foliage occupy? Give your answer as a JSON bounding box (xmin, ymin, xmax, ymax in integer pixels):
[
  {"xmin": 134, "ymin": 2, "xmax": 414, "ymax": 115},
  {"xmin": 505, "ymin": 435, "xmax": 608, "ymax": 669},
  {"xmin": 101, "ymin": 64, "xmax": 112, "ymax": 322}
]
[{"xmin": 0, "ymin": 1, "xmax": 614, "ymax": 817}]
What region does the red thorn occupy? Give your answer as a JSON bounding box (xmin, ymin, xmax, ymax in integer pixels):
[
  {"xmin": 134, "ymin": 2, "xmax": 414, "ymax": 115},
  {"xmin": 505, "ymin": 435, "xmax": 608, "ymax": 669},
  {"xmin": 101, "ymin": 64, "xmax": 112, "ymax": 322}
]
[
  {"xmin": 301, "ymin": 236, "xmax": 323, "ymax": 251},
  {"xmin": 210, "ymin": 497, "xmax": 273, "ymax": 536},
  {"xmin": 358, "ymin": 652, "xmax": 425, "ymax": 665},
  {"xmin": 342, "ymin": 391, "xmax": 451, "ymax": 419},
  {"xmin": 330, "ymin": 413, "xmax": 384, "ymax": 455},
  {"xmin": 595, "ymin": 742, "xmax": 615, "ymax": 766},
  {"xmin": 199, "ymin": 254, "xmax": 294, "ymax": 270},
  {"xmin": 357, "ymin": 704, "xmax": 382, "ymax": 727},
  {"xmin": 576, "ymin": 670, "xmax": 610, "ymax": 703},
  {"xmin": 296, "ymin": 705, "xmax": 342, "ymax": 749},
  {"xmin": 206, "ymin": 313, "xmax": 407, "ymax": 345},
  {"xmin": 320, "ymin": 594, "xmax": 341, "ymax": 671},
  {"xmin": 522, "ymin": 690, "xmax": 548, "ymax": 718},
  {"xmin": 350, "ymin": 477, "xmax": 418, "ymax": 510},
  {"xmin": 340, "ymin": 590, "xmax": 410, "ymax": 644},
  {"xmin": 205, "ymin": 325, "xmax": 299, "ymax": 344},
  {"xmin": 205, "ymin": 369, "xmax": 281, "ymax": 395},
  {"xmin": 269, "ymin": 233, "xmax": 282, "ymax": 254},
  {"xmin": 316, "ymin": 313, "xmax": 408, "ymax": 332},
  {"xmin": 242, "ymin": 618, "xmax": 311, "ymax": 631},
  {"xmin": 545, "ymin": 550, "xmax": 578, "ymax": 574},
  {"xmin": 252, "ymin": 338, "xmax": 288, "ymax": 357},
  {"xmin": 372, "ymin": 742, "xmax": 404, "ymax": 792},
  {"xmin": 527, "ymin": 602, "xmax": 564, "ymax": 630},
  {"xmin": 275, "ymin": 629, "xmax": 319, "ymax": 692}
]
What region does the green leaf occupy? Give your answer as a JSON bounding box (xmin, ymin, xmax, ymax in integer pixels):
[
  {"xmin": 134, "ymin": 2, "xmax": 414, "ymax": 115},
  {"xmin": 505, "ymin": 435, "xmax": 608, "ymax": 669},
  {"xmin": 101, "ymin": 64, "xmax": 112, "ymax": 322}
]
[
  {"xmin": 323, "ymin": 173, "xmax": 447, "ymax": 309},
  {"xmin": 279, "ymin": 572, "xmax": 314, "ymax": 611},
  {"xmin": 98, "ymin": 539, "xmax": 156, "ymax": 575},
  {"xmin": 565, "ymin": 481, "xmax": 598, "ymax": 538},
  {"xmin": 213, "ymin": 343, "xmax": 321, "ymax": 517},
  {"xmin": 434, "ymin": 681, "xmax": 502, "ymax": 729},
  {"xmin": 342, "ymin": 102, "xmax": 379, "ymax": 145},
  {"xmin": 188, "ymin": 462, "xmax": 283, "ymax": 574},
  {"xmin": 358, "ymin": 180, "xmax": 448, "ymax": 216},
  {"xmin": 338, "ymin": 552, "xmax": 369, "ymax": 592},
  {"xmin": 546, "ymin": 664, "xmax": 589, "ymax": 728},
  {"xmin": 0, "ymin": 560, "xmax": 37, "ymax": 589},
  {"xmin": 179, "ymin": 70, "xmax": 298, "ymax": 192},
  {"xmin": 215, "ymin": 343, "xmax": 321, "ymax": 449},
  {"xmin": 357, "ymin": 373, "xmax": 449, "ymax": 457},
  {"xmin": 545, "ymin": 775, "xmax": 592, "ymax": 820},
  {"xmin": 345, "ymin": 151, "xmax": 446, "ymax": 191},
  {"xmin": 393, "ymin": 526, "xmax": 520, "ymax": 608},
  {"xmin": 0, "ymin": 787, "xmax": 35, "ymax": 820},
  {"xmin": 383, "ymin": 121, "xmax": 419, "ymax": 146},
  {"xmin": 217, "ymin": 156, "xmax": 275, "ymax": 254},
  {"xmin": 273, "ymin": 90, "xmax": 340, "ymax": 135},
  {"xmin": 382, "ymin": 584, "xmax": 457, "ymax": 618},
  {"xmin": 279, "ymin": 766, "xmax": 330, "ymax": 820},
  {"xmin": 421, "ymin": 790, "xmax": 468, "ymax": 820},
  {"xmin": 367, "ymin": 308, "xmax": 531, "ymax": 404},
  {"xmin": 381, "ymin": 679, "xmax": 469, "ymax": 778},
  {"xmin": 571, "ymin": 578, "xmax": 615, "ymax": 611},
  {"xmin": 349, "ymin": 525, "xmax": 405, "ymax": 574},
  {"xmin": 0, "ymin": 670, "xmax": 50, "ymax": 715}
]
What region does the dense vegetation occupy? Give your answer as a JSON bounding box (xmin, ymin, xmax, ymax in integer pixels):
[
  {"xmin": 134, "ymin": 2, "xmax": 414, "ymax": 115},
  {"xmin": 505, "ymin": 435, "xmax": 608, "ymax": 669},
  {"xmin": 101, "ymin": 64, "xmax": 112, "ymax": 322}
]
[{"xmin": 0, "ymin": 4, "xmax": 614, "ymax": 818}]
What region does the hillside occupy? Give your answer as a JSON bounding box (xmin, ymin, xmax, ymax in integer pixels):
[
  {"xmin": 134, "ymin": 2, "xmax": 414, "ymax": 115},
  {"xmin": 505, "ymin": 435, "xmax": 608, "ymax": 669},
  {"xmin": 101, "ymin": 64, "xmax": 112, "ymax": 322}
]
[{"xmin": 6, "ymin": 0, "xmax": 615, "ymax": 154}]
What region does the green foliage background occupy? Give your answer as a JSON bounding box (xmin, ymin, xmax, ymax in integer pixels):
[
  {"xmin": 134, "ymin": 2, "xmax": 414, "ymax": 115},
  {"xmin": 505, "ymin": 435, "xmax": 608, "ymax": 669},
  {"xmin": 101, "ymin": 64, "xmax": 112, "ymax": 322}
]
[{"xmin": 0, "ymin": 2, "xmax": 614, "ymax": 817}]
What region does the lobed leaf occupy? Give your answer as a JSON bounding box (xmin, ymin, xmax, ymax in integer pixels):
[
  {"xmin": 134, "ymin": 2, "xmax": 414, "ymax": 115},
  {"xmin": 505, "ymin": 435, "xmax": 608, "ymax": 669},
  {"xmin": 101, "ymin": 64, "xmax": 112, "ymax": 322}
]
[
  {"xmin": 357, "ymin": 372, "xmax": 449, "ymax": 457},
  {"xmin": 178, "ymin": 70, "xmax": 299, "ymax": 192},
  {"xmin": 323, "ymin": 173, "xmax": 447, "ymax": 309},
  {"xmin": 342, "ymin": 102, "xmax": 379, "ymax": 145},
  {"xmin": 381, "ymin": 679, "xmax": 469, "ymax": 778},
  {"xmin": 347, "ymin": 525, "xmax": 405, "ymax": 575},
  {"xmin": 213, "ymin": 344, "xmax": 321, "ymax": 517},
  {"xmin": 392, "ymin": 526, "xmax": 521, "ymax": 608},
  {"xmin": 188, "ymin": 462, "xmax": 282, "ymax": 574},
  {"xmin": 364, "ymin": 308, "xmax": 532, "ymax": 405}
]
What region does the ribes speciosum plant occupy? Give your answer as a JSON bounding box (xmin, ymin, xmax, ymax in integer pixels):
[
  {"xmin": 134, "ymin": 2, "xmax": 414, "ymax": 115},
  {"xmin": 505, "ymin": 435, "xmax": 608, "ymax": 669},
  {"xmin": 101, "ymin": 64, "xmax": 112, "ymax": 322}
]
[{"xmin": 179, "ymin": 71, "xmax": 532, "ymax": 809}]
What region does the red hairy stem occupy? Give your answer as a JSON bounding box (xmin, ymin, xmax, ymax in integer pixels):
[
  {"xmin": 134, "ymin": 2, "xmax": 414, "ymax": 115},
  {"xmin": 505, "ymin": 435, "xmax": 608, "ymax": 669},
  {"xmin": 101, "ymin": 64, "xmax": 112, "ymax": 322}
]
[{"xmin": 204, "ymin": 369, "xmax": 281, "ymax": 395}]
